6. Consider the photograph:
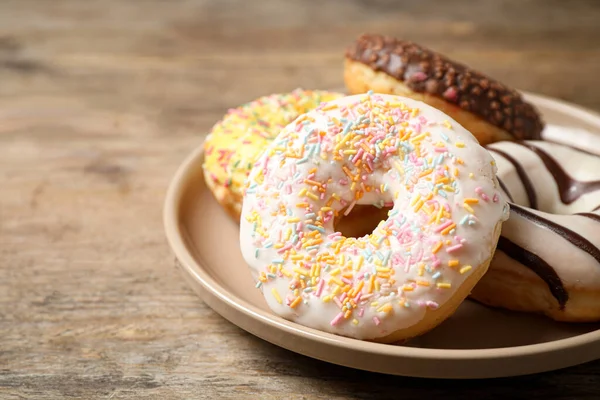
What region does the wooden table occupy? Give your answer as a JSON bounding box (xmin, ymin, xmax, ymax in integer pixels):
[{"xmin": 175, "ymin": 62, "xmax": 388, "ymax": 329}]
[{"xmin": 2, "ymin": 0, "xmax": 600, "ymax": 398}]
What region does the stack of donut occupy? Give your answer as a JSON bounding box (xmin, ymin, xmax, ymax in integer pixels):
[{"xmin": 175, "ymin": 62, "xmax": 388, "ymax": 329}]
[{"xmin": 202, "ymin": 33, "xmax": 600, "ymax": 343}]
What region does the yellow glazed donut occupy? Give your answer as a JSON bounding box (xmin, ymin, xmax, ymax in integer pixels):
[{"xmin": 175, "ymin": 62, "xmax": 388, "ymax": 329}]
[
  {"xmin": 344, "ymin": 34, "xmax": 545, "ymax": 146},
  {"xmin": 239, "ymin": 93, "xmax": 509, "ymax": 342},
  {"xmin": 203, "ymin": 89, "xmax": 343, "ymax": 221}
]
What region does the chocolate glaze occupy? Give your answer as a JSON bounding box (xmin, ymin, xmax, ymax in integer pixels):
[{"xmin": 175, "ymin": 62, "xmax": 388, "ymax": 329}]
[
  {"xmin": 510, "ymin": 204, "xmax": 600, "ymax": 264},
  {"xmin": 496, "ymin": 177, "xmax": 514, "ymax": 203},
  {"xmin": 488, "ymin": 148, "xmax": 538, "ymax": 209},
  {"xmin": 497, "ymin": 236, "xmax": 568, "ymax": 308},
  {"xmin": 345, "ymin": 33, "xmax": 544, "ymax": 140},
  {"xmin": 515, "ymin": 142, "xmax": 600, "ymax": 204},
  {"xmin": 577, "ymin": 212, "xmax": 600, "ymax": 223}
]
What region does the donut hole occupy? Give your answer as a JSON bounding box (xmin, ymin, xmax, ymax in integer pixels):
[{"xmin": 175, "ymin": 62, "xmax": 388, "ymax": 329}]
[{"xmin": 335, "ymin": 204, "xmax": 392, "ymax": 239}]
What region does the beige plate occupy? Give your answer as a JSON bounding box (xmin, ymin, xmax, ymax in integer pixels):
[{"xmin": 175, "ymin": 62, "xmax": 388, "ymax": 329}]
[{"xmin": 164, "ymin": 92, "xmax": 600, "ymax": 379}]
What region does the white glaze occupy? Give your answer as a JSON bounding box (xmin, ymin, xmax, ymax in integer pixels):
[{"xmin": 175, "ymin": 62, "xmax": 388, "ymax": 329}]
[
  {"xmin": 239, "ymin": 93, "xmax": 508, "ymax": 340},
  {"xmin": 488, "ymin": 134, "xmax": 600, "ymax": 292}
]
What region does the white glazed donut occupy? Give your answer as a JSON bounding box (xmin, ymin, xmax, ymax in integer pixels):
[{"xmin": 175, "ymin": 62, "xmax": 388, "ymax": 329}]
[
  {"xmin": 239, "ymin": 93, "xmax": 509, "ymax": 342},
  {"xmin": 470, "ymin": 136, "xmax": 600, "ymax": 322}
]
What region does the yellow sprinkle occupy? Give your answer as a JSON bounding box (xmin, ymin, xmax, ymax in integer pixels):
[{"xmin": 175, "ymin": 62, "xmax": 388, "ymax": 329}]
[
  {"xmin": 332, "ymin": 286, "xmax": 341, "ymax": 296},
  {"xmin": 322, "ymin": 295, "xmax": 332, "ymax": 303},
  {"xmin": 291, "ymin": 255, "xmax": 303, "ymax": 261},
  {"xmin": 368, "ymin": 275, "xmax": 375, "ymax": 293},
  {"xmin": 375, "ymin": 280, "xmax": 380, "ymax": 293},
  {"xmin": 371, "ymin": 301, "xmax": 379, "ymax": 307},
  {"xmin": 307, "ymin": 192, "xmax": 319, "ymax": 201},
  {"xmin": 321, "ymin": 103, "xmax": 338, "ymax": 111},
  {"xmin": 293, "ymin": 268, "xmax": 307, "ymax": 276},
  {"xmin": 376, "ymin": 267, "xmax": 391, "ymax": 273},
  {"xmin": 460, "ymin": 265, "xmax": 473, "ymax": 274},
  {"xmin": 417, "ymin": 280, "xmax": 430, "ymax": 287},
  {"xmin": 330, "ymin": 268, "xmax": 341, "ymax": 276},
  {"xmin": 344, "ymin": 310, "xmax": 352, "ymax": 319},
  {"xmin": 463, "ymin": 203, "xmax": 475, "ymax": 214},
  {"xmin": 448, "ymin": 259, "xmax": 460, "ymax": 267},
  {"xmin": 437, "ymin": 282, "xmax": 452, "ymax": 289},
  {"xmin": 418, "ymin": 263, "xmax": 425, "ymax": 276},
  {"xmin": 469, "ymin": 173, "xmax": 474, "ymax": 178},
  {"xmin": 354, "ymin": 280, "xmax": 364, "ymax": 295},
  {"xmin": 418, "ymin": 169, "xmax": 433, "ymax": 178},
  {"xmin": 352, "ymin": 319, "xmax": 359, "ymax": 325},
  {"xmin": 330, "ymin": 277, "xmax": 344, "ymax": 287},
  {"xmin": 464, "ymin": 198, "xmax": 480, "ymax": 204},
  {"xmin": 271, "ymin": 288, "xmax": 282, "ymax": 304},
  {"xmin": 290, "ymin": 296, "xmax": 302, "ymax": 308},
  {"xmin": 414, "ymin": 199, "xmax": 425, "ymax": 212},
  {"xmin": 281, "ymin": 269, "xmax": 292, "ymax": 278},
  {"xmin": 453, "ymin": 168, "xmax": 459, "ymax": 177},
  {"xmin": 377, "ymin": 304, "xmax": 393, "ymax": 313},
  {"xmin": 410, "ymin": 194, "xmax": 422, "ymax": 206},
  {"xmin": 455, "ymin": 142, "xmax": 465, "ymax": 148},
  {"xmin": 298, "ymin": 188, "xmax": 307, "ymax": 197},
  {"xmin": 432, "ymin": 241, "xmax": 443, "ymax": 254},
  {"xmin": 403, "ymin": 285, "xmax": 414, "ymax": 292},
  {"xmin": 441, "ymin": 223, "xmax": 457, "ymax": 235},
  {"xmin": 443, "ymin": 120, "xmax": 452, "ymax": 129}
]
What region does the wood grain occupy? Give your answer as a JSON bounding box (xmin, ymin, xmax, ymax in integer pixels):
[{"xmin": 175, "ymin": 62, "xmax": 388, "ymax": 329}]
[{"xmin": 1, "ymin": 0, "xmax": 600, "ymax": 398}]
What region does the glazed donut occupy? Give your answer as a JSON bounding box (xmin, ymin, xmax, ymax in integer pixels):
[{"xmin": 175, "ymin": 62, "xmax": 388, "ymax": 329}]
[
  {"xmin": 239, "ymin": 93, "xmax": 509, "ymax": 342},
  {"xmin": 470, "ymin": 136, "xmax": 600, "ymax": 322},
  {"xmin": 343, "ymin": 33, "xmax": 544, "ymax": 146},
  {"xmin": 203, "ymin": 89, "xmax": 343, "ymax": 221}
]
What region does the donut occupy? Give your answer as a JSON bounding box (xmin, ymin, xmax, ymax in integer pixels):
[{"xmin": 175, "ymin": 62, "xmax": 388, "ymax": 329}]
[
  {"xmin": 343, "ymin": 33, "xmax": 544, "ymax": 146},
  {"xmin": 470, "ymin": 138, "xmax": 600, "ymax": 322},
  {"xmin": 203, "ymin": 89, "xmax": 343, "ymax": 221},
  {"xmin": 239, "ymin": 93, "xmax": 509, "ymax": 342}
]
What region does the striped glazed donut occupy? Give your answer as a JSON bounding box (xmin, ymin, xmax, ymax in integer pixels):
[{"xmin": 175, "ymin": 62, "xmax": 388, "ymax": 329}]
[{"xmin": 470, "ymin": 135, "xmax": 600, "ymax": 322}]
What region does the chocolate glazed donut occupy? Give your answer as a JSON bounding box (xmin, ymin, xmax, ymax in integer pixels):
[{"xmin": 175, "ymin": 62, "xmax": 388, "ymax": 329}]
[
  {"xmin": 472, "ymin": 140, "xmax": 600, "ymax": 322},
  {"xmin": 344, "ymin": 33, "xmax": 545, "ymax": 146}
]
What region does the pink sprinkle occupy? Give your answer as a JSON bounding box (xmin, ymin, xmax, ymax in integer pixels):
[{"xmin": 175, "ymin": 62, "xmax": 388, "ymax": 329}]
[
  {"xmin": 435, "ymin": 147, "xmax": 448, "ymax": 152},
  {"xmin": 435, "ymin": 220, "xmax": 453, "ymax": 232},
  {"xmin": 493, "ymin": 193, "xmax": 499, "ymax": 202},
  {"xmin": 341, "ymin": 277, "xmax": 352, "ymax": 285},
  {"xmin": 443, "ymin": 87, "xmax": 458, "ymax": 102},
  {"xmin": 328, "ymin": 232, "xmax": 341, "ymax": 239},
  {"xmin": 432, "ymin": 259, "xmax": 441, "ymax": 268},
  {"xmin": 297, "ymin": 222, "xmax": 303, "ymax": 231},
  {"xmin": 344, "ymin": 200, "xmax": 357, "ymax": 216},
  {"xmin": 481, "ymin": 193, "xmax": 490, "ymax": 202},
  {"xmin": 373, "ymin": 316, "xmax": 381, "ymax": 326},
  {"xmin": 315, "ymin": 279, "xmax": 325, "ymax": 297},
  {"xmin": 359, "ymin": 308, "xmax": 365, "ymax": 317},
  {"xmin": 277, "ymin": 244, "xmax": 292, "ymax": 253},
  {"xmin": 356, "ymin": 272, "xmax": 365, "ymax": 280},
  {"xmin": 404, "ymin": 256, "xmax": 412, "ymax": 273},
  {"xmin": 427, "ymin": 301, "xmax": 440, "ymax": 309},
  {"xmin": 340, "ymin": 292, "xmax": 347, "ymax": 302},
  {"xmin": 446, "ymin": 244, "xmax": 463, "ymax": 253},
  {"xmin": 334, "ymin": 297, "xmax": 343, "ymax": 308},
  {"xmin": 361, "ymin": 294, "xmax": 373, "ymax": 302},
  {"xmin": 330, "ymin": 312, "xmax": 345, "ymax": 326},
  {"xmin": 355, "ymin": 292, "xmax": 362, "ymax": 303},
  {"xmin": 286, "ymin": 185, "xmax": 292, "ymax": 194},
  {"xmin": 295, "ymin": 122, "xmax": 303, "ymax": 132}
]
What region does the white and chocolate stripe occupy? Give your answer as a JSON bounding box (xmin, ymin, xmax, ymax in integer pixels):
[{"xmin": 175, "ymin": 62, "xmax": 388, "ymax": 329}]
[{"xmin": 478, "ymin": 139, "xmax": 600, "ymax": 317}]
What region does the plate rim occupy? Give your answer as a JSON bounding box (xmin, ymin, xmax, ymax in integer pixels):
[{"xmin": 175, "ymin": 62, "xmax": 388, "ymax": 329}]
[{"xmin": 163, "ymin": 92, "xmax": 600, "ymax": 377}]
